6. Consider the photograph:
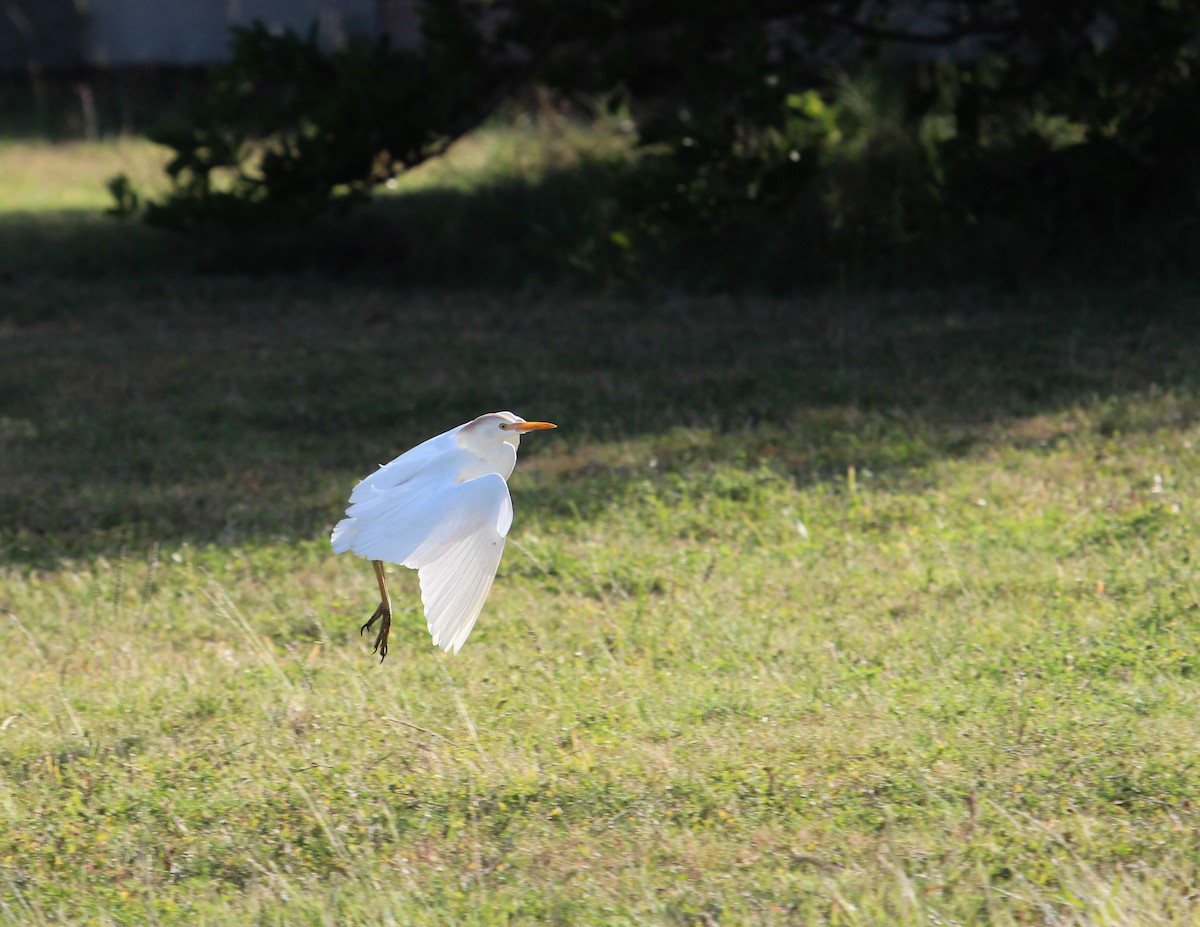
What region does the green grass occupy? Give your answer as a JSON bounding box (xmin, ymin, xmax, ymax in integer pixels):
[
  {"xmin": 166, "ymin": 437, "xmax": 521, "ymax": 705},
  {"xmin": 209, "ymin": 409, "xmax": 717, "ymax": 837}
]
[
  {"xmin": 0, "ymin": 138, "xmax": 171, "ymax": 212},
  {"xmin": 2, "ymin": 136, "xmax": 1200, "ymax": 925}
]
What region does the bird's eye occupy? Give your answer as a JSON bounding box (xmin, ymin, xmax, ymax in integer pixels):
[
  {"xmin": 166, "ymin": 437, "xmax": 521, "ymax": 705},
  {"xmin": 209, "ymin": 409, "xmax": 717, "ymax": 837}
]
[{"xmin": 498, "ymin": 423, "xmax": 508, "ymax": 430}]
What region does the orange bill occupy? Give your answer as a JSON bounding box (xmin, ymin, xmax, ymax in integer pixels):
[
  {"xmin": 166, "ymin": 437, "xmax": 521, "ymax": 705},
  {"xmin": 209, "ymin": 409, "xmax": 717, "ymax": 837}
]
[{"xmin": 511, "ymin": 421, "xmax": 557, "ymax": 432}]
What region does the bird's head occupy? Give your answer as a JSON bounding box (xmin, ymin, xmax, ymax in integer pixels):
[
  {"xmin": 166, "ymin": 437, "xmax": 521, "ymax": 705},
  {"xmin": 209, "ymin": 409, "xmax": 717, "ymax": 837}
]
[{"xmin": 463, "ymin": 411, "xmax": 557, "ymax": 452}]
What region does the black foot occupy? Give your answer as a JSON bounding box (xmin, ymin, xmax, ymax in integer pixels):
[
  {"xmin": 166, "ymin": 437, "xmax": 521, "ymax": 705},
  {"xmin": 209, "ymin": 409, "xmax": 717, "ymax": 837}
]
[{"xmin": 360, "ymin": 601, "xmax": 392, "ymax": 661}]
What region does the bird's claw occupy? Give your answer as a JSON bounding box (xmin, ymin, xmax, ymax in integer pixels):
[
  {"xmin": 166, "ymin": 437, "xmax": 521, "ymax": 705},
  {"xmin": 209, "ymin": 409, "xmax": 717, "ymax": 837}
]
[
  {"xmin": 372, "ymin": 619, "xmax": 390, "ymax": 662},
  {"xmin": 360, "ymin": 601, "xmax": 391, "ymax": 661}
]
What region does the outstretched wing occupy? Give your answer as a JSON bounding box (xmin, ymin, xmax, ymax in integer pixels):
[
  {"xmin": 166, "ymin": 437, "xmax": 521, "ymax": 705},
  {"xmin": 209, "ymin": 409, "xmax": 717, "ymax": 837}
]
[
  {"xmin": 334, "ymin": 472, "xmax": 513, "ymax": 653},
  {"xmin": 347, "ymin": 429, "xmax": 461, "ymax": 504},
  {"xmin": 331, "ymin": 429, "xmax": 462, "ymax": 556},
  {"xmin": 410, "ymin": 475, "xmax": 512, "ymax": 653}
]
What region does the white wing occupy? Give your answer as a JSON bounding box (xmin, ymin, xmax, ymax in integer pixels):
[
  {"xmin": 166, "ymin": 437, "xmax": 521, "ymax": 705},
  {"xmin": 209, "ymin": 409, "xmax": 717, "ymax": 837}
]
[
  {"xmin": 411, "ymin": 475, "xmax": 512, "ymax": 653},
  {"xmin": 331, "ymin": 427, "xmax": 463, "ymax": 555},
  {"xmin": 348, "ymin": 428, "xmax": 462, "ymax": 503},
  {"xmin": 335, "ymin": 472, "xmax": 513, "ymax": 653}
]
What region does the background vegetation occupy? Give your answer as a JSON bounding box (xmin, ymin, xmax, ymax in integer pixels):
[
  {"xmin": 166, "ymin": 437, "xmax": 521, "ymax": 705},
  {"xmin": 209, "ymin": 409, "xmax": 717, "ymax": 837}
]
[{"xmin": 104, "ymin": 0, "xmax": 1200, "ymax": 289}]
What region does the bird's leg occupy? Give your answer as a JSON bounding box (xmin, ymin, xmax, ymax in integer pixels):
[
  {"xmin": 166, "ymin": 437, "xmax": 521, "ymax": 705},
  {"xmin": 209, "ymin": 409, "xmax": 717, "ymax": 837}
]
[{"xmin": 359, "ymin": 560, "xmax": 393, "ymax": 661}]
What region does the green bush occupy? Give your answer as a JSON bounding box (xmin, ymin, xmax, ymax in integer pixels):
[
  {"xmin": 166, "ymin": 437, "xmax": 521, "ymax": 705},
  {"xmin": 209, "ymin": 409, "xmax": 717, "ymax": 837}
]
[
  {"xmin": 115, "ymin": 10, "xmax": 501, "ymax": 228},
  {"xmin": 113, "ymin": 1, "xmax": 1200, "ymax": 283}
]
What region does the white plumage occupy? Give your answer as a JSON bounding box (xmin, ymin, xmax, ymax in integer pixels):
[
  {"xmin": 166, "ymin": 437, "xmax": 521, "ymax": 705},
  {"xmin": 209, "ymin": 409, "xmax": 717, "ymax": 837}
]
[{"xmin": 332, "ymin": 411, "xmax": 556, "ymax": 658}]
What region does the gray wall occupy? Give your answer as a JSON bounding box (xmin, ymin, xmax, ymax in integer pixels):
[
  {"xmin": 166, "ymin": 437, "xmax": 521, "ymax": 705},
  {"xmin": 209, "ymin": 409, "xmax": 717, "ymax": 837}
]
[
  {"xmin": 1, "ymin": 0, "xmax": 82, "ymax": 70},
  {"xmin": 1, "ymin": 0, "xmax": 402, "ymax": 71}
]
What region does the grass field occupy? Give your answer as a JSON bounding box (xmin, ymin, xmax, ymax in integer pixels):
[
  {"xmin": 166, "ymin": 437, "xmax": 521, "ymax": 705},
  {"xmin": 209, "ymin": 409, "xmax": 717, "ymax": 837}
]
[{"xmin": 2, "ymin": 132, "xmax": 1200, "ymax": 925}]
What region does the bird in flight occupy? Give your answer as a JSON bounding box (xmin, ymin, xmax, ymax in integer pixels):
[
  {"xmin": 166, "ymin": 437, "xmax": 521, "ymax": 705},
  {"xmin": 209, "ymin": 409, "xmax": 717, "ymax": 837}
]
[{"xmin": 332, "ymin": 412, "xmax": 557, "ymax": 659}]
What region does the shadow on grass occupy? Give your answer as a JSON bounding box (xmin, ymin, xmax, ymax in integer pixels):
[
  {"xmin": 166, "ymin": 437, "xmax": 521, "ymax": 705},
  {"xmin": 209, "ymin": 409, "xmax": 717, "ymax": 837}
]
[
  {"xmin": 6, "ymin": 149, "xmax": 1192, "ymax": 296},
  {"xmin": 2, "ymin": 233, "xmax": 1199, "ymax": 566},
  {"xmin": 0, "ymin": 157, "xmax": 631, "ymax": 296},
  {"xmin": 3, "ymin": 151, "xmax": 1199, "ymax": 564}
]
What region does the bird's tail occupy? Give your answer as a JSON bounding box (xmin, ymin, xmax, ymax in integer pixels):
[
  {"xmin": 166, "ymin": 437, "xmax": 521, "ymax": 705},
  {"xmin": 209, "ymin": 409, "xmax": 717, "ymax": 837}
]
[{"xmin": 330, "ymin": 517, "xmax": 358, "ymax": 554}]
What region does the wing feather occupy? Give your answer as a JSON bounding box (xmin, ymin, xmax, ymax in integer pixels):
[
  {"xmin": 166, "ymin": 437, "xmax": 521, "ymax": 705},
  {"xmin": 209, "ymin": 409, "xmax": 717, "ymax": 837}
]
[
  {"xmin": 409, "ymin": 478, "xmax": 511, "ymax": 653},
  {"xmin": 348, "ymin": 430, "xmax": 460, "ymax": 502},
  {"xmin": 331, "ymin": 428, "xmax": 464, "ymax": 554}
]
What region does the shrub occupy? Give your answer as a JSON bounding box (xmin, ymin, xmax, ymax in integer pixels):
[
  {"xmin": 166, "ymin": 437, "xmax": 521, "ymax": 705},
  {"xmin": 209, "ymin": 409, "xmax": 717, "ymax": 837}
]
[{"xmin": 113, "ymin": 1, "xmax": 1200, "ymax": 283}]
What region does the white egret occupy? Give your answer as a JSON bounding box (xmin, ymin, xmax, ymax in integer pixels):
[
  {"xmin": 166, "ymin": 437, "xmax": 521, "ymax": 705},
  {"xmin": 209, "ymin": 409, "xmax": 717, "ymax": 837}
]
[{"xmin": 331, "ymin": 412, "xmax": 557, "ymax": 659}]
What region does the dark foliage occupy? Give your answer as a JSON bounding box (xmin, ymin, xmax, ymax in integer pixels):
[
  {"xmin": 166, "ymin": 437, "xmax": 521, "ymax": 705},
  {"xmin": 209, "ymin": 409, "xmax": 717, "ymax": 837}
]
[
  {"xmin": 112, "ymin": 0, "xmax": 1200, "ymax": 284},
  {"xmin": 114, "ymin": 9, "xmax": 508, "ymax": 227}
]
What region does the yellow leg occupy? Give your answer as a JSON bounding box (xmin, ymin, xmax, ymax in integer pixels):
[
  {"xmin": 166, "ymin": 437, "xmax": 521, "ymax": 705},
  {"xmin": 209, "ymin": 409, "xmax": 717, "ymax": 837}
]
[{"xmin": 359, "ymin": 560, "xmax": 393, "ymax": 661}]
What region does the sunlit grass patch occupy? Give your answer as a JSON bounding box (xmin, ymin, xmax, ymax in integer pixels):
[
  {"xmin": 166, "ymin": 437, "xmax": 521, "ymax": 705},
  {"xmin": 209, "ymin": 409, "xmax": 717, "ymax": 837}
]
[
  {"xmin": 394, "ymin": 111, "xmax": 636, "ymax": 195},
  {"xmin": 0, "ymin": 138, "xmax": 170, "ymax": 213}
]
